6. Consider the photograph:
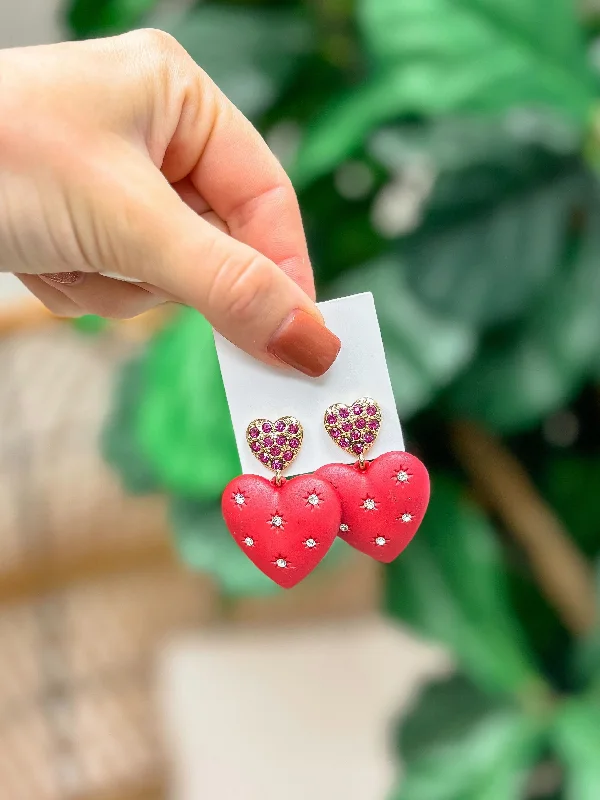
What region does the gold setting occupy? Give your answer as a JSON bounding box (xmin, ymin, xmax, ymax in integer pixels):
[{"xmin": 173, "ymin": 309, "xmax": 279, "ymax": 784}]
[
  {"xmin": 323, "ymin": 396, "xmax": 382, "ymax": 463},
  {"xmin": 246, "ymin": 416, "xmax": 304, "ymax": 477}
]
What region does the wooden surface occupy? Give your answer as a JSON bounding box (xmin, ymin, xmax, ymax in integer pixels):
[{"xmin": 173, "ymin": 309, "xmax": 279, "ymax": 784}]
[
  {"xmin": 74, "ymin": 777, "xmax": 167, "ymax": 800},
  {"xmin": 0, "ymin": 297, "xmax": 174, "ymax": 339}
]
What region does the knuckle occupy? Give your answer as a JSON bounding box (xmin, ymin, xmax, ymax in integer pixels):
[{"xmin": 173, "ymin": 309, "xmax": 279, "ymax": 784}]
[
  {"xmin": 230, "ymin": 181, "xmax": 294, "ymax": 231},
  {"xmin": 128, "ymin": 27, "xmax": 194, "ymax": 105},
  {"xmin": 132, "ymin": 28, "xmax": 182, "ymax": 56},
  {"xmin": 209, "ymin": 251, "xmax": 275, "ymax": 324}
]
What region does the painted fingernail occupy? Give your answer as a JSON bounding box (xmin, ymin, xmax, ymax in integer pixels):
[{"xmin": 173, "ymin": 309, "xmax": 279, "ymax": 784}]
[
  {"xmin": 41, "ymin": 271, "xmax": 84, "ymax": 285},
  {"xmin": 267, "ymin": 308, "xmax": 341, "ymax": 378}
]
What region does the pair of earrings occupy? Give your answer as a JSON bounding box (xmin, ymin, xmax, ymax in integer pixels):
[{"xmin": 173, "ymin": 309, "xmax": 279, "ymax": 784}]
[{"xmin": 222, "ymin": 397, "xmax": 429, "ymax": 589}]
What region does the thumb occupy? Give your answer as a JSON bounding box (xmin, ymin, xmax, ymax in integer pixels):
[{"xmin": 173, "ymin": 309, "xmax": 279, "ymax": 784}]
[{"xmin": 125, "ymin": 183, "xmax": 341, "ymax": 378}]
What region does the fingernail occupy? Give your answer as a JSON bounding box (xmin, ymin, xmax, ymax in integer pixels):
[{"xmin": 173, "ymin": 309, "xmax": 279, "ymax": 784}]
[
  {"xmin": 41, "ymin": 271, "xmax": 84, "ymax": 285},
  {"xmin": 267, "ymin": 308, "xmax": 341, "ymax": 377}
]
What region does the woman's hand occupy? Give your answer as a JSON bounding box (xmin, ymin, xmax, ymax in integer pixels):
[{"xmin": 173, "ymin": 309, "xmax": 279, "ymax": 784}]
[{"xmin": 0, "ymin": 30, "xmax": 340, "ymax": 377}]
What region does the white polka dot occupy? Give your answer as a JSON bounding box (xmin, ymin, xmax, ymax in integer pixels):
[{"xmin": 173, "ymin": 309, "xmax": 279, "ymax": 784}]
[
  {"xmin": 305, "ymin": 538, "xmax": 317, "ymax": 548},
  {"xmin": 244, "ymin": 537, "xmax": 254, "ymax": 547},
  {"xmin": 363, "ymin": 499, "xmax": 376, "ymax": 510},
  {"xmin": 271, "ymin": 515, "xmax": 283, "ymax": 527},
  {"xmin": 276, "ymin": 558, "xmax": 287, "ymax": 568},
  {"xmin": 234, "ymin": 493, "xmax": 245, "ymax": 505},
  {"xmin": 307, "ymin": 494, "xmax": 320, "ymax": 506},
  {"xmin": 375, "ymin": 536, "xmax": 386, "ymax": 546},
  {"xmin": 401, "ymin": 513, "xmax": 413, "ymax": 523},
  {"xmin": 397, "ymin": 471, "xmax": 409, "ymax": 483},
  {"xmin": 339, "ymin": 523, "xmax": 349, "ymax": 533}
]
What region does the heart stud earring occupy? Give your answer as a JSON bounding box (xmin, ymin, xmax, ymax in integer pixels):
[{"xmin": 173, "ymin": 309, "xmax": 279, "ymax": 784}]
[
  {"xmin": 222, "ymin": 415, "xmax": 341, "ymax": 588},
  {"xmin": 323, "ymin": 396, "xmax": 382, "ymax": 468},
  {"xmin": 246, "ymin": 415, "xmax": 304, "ymax": 484},
  {"xmin": 316, "ymin": 398, "xmax": 430, "ymax": 563}
]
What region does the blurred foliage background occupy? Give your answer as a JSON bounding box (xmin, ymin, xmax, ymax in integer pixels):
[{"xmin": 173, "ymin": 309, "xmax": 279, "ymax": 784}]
[{"xmin": 67, "ymin": 0, "xmax": 600, "ymax": 797}]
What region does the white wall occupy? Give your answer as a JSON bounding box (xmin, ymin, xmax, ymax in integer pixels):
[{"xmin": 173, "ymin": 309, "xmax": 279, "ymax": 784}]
[{"xmin": 0, "ymin": 0, "xmax": 63, "ymax": 48}]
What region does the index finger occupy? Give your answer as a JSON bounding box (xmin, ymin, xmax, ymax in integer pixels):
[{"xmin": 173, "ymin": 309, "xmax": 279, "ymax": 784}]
[{"xmin": 157, "ymin": 43, "xmax": 315, "ymax": 299}]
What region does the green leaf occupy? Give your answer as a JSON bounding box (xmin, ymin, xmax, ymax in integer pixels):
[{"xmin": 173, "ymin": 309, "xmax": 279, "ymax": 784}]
[
  {"xmin": 362, "ymin": 0, "xmax": 591, "ymax": 73},
  {"xmin": 385, "ymin": 477, "xmax": 541, "ymax": 694},
  {"xmin": 390, "ymin": 673, "xmax": 544, "ymax": 800},
  {"xmin": 370, "ymin": 117, "xmax": 580, "ymax": 220},
  {"xmin": 166, "ymin": 5, "xmax": 313, "ymax": 120},
  {"xmin": 171, "ymin": 498, "xmax": 278, "ymax": 597},
  {"xmin": 397, "ymin": 674, "xmax": 508, "ymax": 763},
  {"xmin": 368, "ymin": 116, "xmax": 582, "ymax": 248},
  {"xmin": 553, "ymin": 700, "xmax": 600, "ymax": 800},
  {"xmin": 101, "ymin": 356, "xmax": 161, "ymax": 495},
  {"xmin": 447, "ymin": 198, "xmax": 600, "ymax": 432},
  {"xmin": 66, "ymin": 0, "xmax": 159, "ymax": 37},
  {"xmin": 136, "ymin": 308, "xmax": 240, "ymax": 501},
  {"xmin": 367, "ymin": 123, "xmax": 585, "ymax": 328},
  {"xmin": 574, "ymin": 628, "xmax": 600, "ymax": 689},
  {"xmin": 400, "ymin": 168, "xmax": 583, "ymax": 327},
  {"xmin": 371, "ymin": 114, "xmax": 580, "ymax": 172},
  {"xmin": 572, "ymin": 558, "xmax": 600, "ymax": 685},
  {"xmin": 543, "ymin": 456, "xmax": 600, "ymax": 560},
  {"xmin": 293, "ymin": 0, "xmax": 594, "ymax": 186},
  {"xmin": 172, "ymin": 497, "xmax": 350, "ymax": 597},
  {"xmin": 507, "ymin": 566, "xmax": 569, "ymax": 681},
  {"xmin": 328, "ymin": 257, "xmax": 476, "ymax": 418},
  {"xmin": 302, "ymin": 174, "xmax": 387, "ymax": 283}
]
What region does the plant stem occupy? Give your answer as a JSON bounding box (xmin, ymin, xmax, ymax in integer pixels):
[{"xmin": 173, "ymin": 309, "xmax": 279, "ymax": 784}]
[{"xmin": 451, "ymin": 420, "xmax": 596, "ymax": 636}]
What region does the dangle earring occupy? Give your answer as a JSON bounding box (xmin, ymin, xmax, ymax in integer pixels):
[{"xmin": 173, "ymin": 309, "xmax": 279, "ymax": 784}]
[
  {"xmin": 315, "ymin": 398, "xmax": 430, "ymax": 563},
  {"xmin": 221, "ymin": 416, "xmax": 341, "ymax": 588}
]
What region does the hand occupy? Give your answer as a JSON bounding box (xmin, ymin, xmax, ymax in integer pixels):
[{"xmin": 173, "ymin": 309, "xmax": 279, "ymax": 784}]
[{"xmin": 0, "ymin": 30, "xmax": 340, "ymax": 377}]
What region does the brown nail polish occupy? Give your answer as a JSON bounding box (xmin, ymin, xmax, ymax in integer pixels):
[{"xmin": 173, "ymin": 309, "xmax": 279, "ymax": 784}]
[
  {"xmin": 41, "ymin": 271, "xmax": 84, "ymax": 285},
  {"xmin": 267, "ymin": 308, "xmax": 341, "ymax": 378}
]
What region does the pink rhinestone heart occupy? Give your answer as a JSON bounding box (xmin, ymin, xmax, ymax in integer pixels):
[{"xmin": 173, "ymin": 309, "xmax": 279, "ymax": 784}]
[
  {"xmin": 246, "ymin": 416, "xmax": 303, "ymax": 473},
  {"xmin": 324, "ymin": 397, "xmax": 381, "ymax": 459}
]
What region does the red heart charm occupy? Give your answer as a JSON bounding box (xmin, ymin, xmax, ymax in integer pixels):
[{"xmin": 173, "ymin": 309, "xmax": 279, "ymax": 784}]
[
  {"xmin": 315, "ymin": 451, "xmax": 429, "ymax": 563},
  {"xmin": 222, "ymin": 474, "xmax": 342, "ymax": 588}
]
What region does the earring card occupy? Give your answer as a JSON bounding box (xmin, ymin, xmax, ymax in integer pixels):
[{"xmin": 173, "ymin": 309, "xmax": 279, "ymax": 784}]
[{"xmin": 214, "ymin": 292, "xmax": 404, "ymax": 477}]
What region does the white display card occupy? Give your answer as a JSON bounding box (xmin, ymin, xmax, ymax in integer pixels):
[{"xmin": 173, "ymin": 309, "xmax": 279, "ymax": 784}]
[{"xmin": 214, "ymin": 292, "xmax": 404, "ymax": 477}]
